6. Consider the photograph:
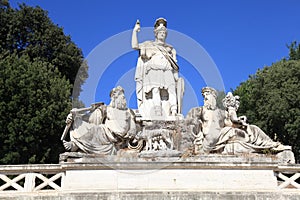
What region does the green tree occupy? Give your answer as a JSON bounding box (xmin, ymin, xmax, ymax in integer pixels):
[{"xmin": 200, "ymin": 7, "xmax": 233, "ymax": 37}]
[
  {"xmin": 288, "ymin": 41, "xmax": 300, "ymax": 61},
  {"xmin": 0, "ymin": 54, "xmax": 71, "ymax": 164},
  {"xmin": 0, "ymin": 0, "xmax": 9, "ymax": 8},
  {"xmin": 0, "ymin": 2, "xmax": 87, "ymax": 164},
  {"xmin": 234, "ymin": 59, "xmax": 300, "ymax": 162},
  {"xmin": 0, "ymin": 3, "xmax": 87, "ymax": 100}
]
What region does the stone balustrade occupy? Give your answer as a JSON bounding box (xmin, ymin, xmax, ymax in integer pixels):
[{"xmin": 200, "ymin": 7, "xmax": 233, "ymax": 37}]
[
  {"xmin": 0, "ymin": 162, "xmax": 299, "ymax": 200},
  {"xmin": 0, "ymin": 163, "xmax": 299, "ymax": 193},
  {"xmin": 275, "ymin": 165, "xmax": 300, "ymax": 189},
  {"xmin": 0, "ymin": 164, "xmax": 64, "ymax": 192}
]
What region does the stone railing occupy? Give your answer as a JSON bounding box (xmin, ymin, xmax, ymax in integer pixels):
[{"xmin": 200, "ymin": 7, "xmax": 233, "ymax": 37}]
[
  {"xmin": 0, "ymin": 163, "xmax": 299, "ymax": 193},
  {"xmin": 0, "ymin": 164, "xmax": 64, "ymax": 192},
  {"xmin": 275, "ymin": 165, "xmax": 300, "ymax": 189}
]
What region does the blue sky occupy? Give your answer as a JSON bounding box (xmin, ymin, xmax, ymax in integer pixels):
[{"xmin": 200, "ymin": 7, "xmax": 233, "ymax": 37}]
[{"xmin": 10, "ymin": 0, "xmax": 300, "ymax": 114}]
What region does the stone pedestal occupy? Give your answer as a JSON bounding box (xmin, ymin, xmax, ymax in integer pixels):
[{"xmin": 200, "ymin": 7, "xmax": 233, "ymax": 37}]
[
  {"xmin": 60, "ymin": 153, "xmax": 282, "ymax": 192},
  {"xmin": 0, "ymin": 159, "xmax": 299, "ymax": 200},
  {"xmin": 63, "ymin": 168, "xmax": 277, "ymax": 191}
]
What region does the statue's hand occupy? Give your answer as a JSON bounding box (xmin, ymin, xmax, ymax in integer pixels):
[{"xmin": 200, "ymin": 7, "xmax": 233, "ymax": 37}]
[
  {"xmin": 63, "ymin": 140, "xmax": 78, "ymax": 152},
  {"xmin": 133, "ymin": 20, "xmax": 140, "ymax": 32},
  {"xmin": 63, "ymin": 140, "xmax": 73, "ymax": 151}
]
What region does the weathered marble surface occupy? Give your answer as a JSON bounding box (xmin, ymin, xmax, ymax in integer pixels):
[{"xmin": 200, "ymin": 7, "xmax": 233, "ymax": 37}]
[{"xmin": 59, "ymin": 150, "xmax": 294, "ymax": 165}]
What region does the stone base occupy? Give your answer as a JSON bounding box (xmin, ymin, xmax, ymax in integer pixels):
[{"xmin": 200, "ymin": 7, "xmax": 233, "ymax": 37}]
[
  {"xmin": 139, "ymin": 150, "xmax": 182, "ymax": 158},
  {"xmin": 59, "ymin": 151, "xmax": 290, "ymax": 164},
  {"xmin": 0, "ymin": 159, "xmax": 299, "ymax": 200},
  {"xmin": 57, "ymin": 153, "xmax": 287, "ymax": 192},
  {"xmin": 1, "ymin": 191, "xmax": 300, "ymax": 200},
  {"xmin": 63, "ymin": 168, "xmax": 277, "ymax": 191}
]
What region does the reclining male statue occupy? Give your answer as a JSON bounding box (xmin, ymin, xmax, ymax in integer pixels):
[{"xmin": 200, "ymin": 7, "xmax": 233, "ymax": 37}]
[
  {"xmin": 187, "ymin": 87, "xmax": 286, "ymax": 154},
  {"xmin": 62, "ymin": 86, "xmax": 136, "ymax": 155},
  {"xmin": 214, "ymin": 92, "xmax": 285, "ymax": 154}
]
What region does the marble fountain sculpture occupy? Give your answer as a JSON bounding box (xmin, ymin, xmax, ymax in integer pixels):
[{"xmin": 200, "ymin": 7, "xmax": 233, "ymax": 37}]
[{"xmin": 58, "ymin": 18, "xmax": 295, "ymax": 192}]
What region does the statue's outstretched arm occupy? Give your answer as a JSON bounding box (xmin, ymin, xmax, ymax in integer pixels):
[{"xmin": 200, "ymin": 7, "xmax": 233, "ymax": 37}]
[{"xmin": 131, "ymin": 20, "xmax": 140, "ymax": 50}]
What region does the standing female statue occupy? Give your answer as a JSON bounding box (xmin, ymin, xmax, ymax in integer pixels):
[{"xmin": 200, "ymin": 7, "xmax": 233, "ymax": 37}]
[{"xmin": 132, "ymin": 18, "xmax": 184, "ymax": 118}]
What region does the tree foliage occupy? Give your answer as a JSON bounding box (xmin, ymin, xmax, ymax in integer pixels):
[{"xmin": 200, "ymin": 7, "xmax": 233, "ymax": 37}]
[
  {"xmin": 0, "ymin": 54, "xmax": 71, "ymax": 164},
  {"xmin": 234, "ymin": 50, "xmax": 300, "ymax": 162},
  {"xmin": 0, "ymin": 0, "xmax": 9, "ymax": 9},
  {"xmin": 0, "ymin": 2, "xmax": 87, "ymax": 164},
  {"xmin": 288, "ymin": 41, "xmax": 300, "ymax": 61},
  {"xmin": 0, "ymin": 2, "xmax": 87, "ymax": 99}
]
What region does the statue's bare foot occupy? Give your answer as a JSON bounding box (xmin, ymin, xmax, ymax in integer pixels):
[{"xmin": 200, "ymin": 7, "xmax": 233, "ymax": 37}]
[{"xmin": 272, "ymin": 143, "xmax": 285, "ymax": 152}]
